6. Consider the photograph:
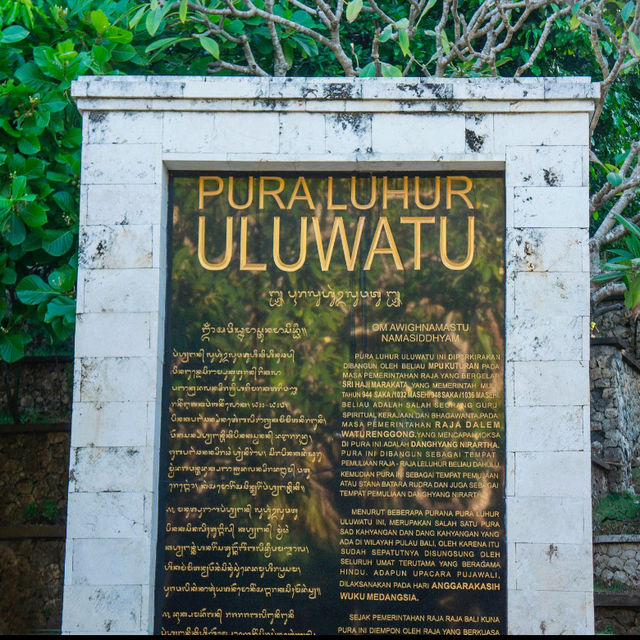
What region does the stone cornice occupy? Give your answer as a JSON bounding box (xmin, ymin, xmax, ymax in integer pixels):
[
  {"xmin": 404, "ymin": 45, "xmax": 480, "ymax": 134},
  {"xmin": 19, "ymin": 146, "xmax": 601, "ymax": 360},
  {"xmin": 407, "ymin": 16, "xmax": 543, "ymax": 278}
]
[{"xmin": 72, "ymin": 76, "xmax": 599, "ymax": 114}]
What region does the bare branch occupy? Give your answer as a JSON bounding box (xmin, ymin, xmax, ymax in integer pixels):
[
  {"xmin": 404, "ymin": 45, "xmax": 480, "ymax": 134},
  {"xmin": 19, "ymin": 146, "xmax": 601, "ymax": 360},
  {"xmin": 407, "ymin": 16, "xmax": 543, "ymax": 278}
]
[
  {"xmin": 592, "ymin": 281, "xmax": 628, "ymax": 306},
  {"xmin": 265, "ymin": 0, "xmax": 290, "ymax": 76},
  {"xmin": 591, "ymin": 163, "xmax": 640, "ymax": 248}
]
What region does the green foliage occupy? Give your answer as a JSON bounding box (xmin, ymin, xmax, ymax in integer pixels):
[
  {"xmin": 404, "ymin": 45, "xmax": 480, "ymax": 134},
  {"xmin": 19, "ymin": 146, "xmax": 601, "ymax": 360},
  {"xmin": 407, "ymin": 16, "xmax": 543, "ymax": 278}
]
[
  {"xmin": 593, "ymin": 213, "xmax": 640, "ymax": 311},
  {"xmin": 593, "ymin": 490, "xmax": 640, "ymax": 535},
  {"xmin": 593, "ymin": 576, "xmax": 628, "ymax": 593},
  {"xmin": 0, "ymin": 0, "xmax": 144, "ymax": 363},
  {"xmin": 23, "ymin": 498, "xmax": 61, "ymax": 524}
]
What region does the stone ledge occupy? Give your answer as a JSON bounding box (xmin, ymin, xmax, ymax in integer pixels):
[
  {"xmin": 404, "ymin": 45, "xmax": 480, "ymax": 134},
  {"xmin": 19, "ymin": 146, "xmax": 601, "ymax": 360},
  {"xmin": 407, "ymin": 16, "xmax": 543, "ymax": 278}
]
[
  {"xmin": 0, "ymin": 525, "xmax": 66, "ymax": 539},
  {"xmin": 595, "ymin": 593, "xmax": 640, "ymax": 607},
  {"xmin": 72, "ymin": 76, "xmax": 599, "ymax": 113},
  {"xmin": 594, "ymin": 534, "xmax": 640, "ymax": 544}
]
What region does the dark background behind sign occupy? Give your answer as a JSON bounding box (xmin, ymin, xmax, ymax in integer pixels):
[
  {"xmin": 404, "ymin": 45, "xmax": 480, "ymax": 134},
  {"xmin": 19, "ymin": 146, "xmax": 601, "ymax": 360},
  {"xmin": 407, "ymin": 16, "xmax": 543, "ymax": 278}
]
[{"xmin": 155, "ymin": 173, "xmax": 506, "ymax": 635}]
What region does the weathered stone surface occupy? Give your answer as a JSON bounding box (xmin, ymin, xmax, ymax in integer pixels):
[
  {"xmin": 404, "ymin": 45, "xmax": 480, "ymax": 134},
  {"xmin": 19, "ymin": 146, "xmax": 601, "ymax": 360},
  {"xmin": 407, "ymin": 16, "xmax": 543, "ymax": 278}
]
[
  {"xmin": 509, "ymin": 590, "xmax": 591, "ymax": 635},
  {"xmin": 515, "ymin": 543, "xmax": 593, "ymax": 591},
  {"xmin": 67, "ymin": 76, "xmax": 597, "ymax": 635},
  {"xmin": 590, "ymin": 343, "xmax": 640, "ymax": 494},
  {"xmin": 79, "ymin": 225, "xmax": 153, "ymax": 270},
  {"xmin": 593, "ymin": 538, "xmax": 640, "ymax": 589},
  {"xmin": 66, "ymin": 492, "xmax": 146, "ymax": 539},
  {"xmin": 62, "ymin": 585, "xmax": 141, "ymax": 633},
  {"xmin": 87, "ymin": 111, "xmax": 163, "ymax": 145},
  {"xmin": 511, "ymin": 186, "xmax": 589, "ymax": 228},
  {"xmin": 515, "ymin": 451, "xmax": 590, "ymax": 497}
]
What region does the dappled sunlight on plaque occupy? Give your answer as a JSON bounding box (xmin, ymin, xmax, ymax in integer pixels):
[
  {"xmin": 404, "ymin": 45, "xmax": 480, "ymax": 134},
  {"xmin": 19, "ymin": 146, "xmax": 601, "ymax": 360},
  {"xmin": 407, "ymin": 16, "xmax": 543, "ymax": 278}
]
[{"xmin": 156, "ymin": 173, "xmax": 506, "ymax": 635}]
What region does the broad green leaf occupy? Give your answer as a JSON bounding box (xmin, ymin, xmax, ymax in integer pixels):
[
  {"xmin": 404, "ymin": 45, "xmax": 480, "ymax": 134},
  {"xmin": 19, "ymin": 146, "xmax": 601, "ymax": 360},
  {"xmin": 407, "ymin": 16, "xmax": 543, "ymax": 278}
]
[
  {"xmin": 61, "ymin": 127, "xmax": 82, "ymax": 148},
  {"xmin": 90, "ymin": 9, "xmax": 110, "ymax": 34},
  {"xmin": 14, "ymin": 62, "xmax": 48, "ymax": 90},
  {"xmin": 291, "ymin": 34, "xmax": 319, "ymax": 58},
  {"xmin": 46, "ymin": 170, "xmax": 72, "ymax": 183},
  {"xmin": 16, "ymin": 274, "xmax": 54, "ymax": 305},
  {"xmin": 398, "ymin": 28, "xmax": 410, "ymax": 56},
  {"xmin": 607, "ymin": 172, "xmax": 623, "ymax": 186},
  {"xmin": 1, "ymin": 25, "xmax": 29, "ymax": 44},
  {"xmin": 179, "ymin": 0, "xmax": 188, "ymax": 23},
  {"xmin": 359, "ymin": 62, "xmax": 377, "ymax": 77},
  {"xmin": 56, "ymin": 39, "xmax": 76, "ymax": 60},
  {"xmin": 4, "ymin": 215, "xmax": 26, "ymax": 245},
  {"xmin": 111, "ymin": 44, "xmax": 137, "ymax": 62},
  {"xmin": 346, "ymin": 0, "xmax": 363, "ymax": 23},
  {"xmin": 33, "ymin": 46, "xmax": 64, "ymax": 80},
  {"xmin": 48, "ymin": 265, "xmax": 76, "ymax": 291},
  {"xmin": 200, "ymin": 36, "xmax": 220, "ymax": 59},
  {"xmin": 92, "ymin": 44, "xmax": 110, "ymax": 68},
  {"xmin": 381, "ymin": 62, "xmax": 402, "ymax": 77},
  {"xmin": 378, "ymin": 25, "xmax": 393, "ymax": 43},
  {"xmin": 51, "ymin": 316, "xmax": 74, "ymax": 341},
  {"xmin": 146, "ymin": 7, "xmax": 164, "ymax": 36},
  {"xmin": 20, "ymin": 202, "xmax": 47, "ymax": 227},
  {"xmin": 627, "ymin": 232, "xmax": 640, "ymax": 255},
  {"xmin": 104, "ymin": 26, "xmax": 133, "ymax": 44},
  {"xmin": 17, "ymin": 135, "xmax": 40, "ymax": 155},
  {"xmin": 0, "ymin": 267, "xmax": 17, "ymax": 285},
  {"xmin": 396, "ymin": 18, "xmax": 409, "ymax": 29},
  {"xmin": 52, "ymin": 191, "xmax": 75, "ymax": 214},
  {"xmin": 12, "ymin": 175, "xmax": 26, "ymax": 199},
  {"xmin": 42, "ymin": 230, "xmax": 74, "ymax": 256},
  {"xmin": 569, "ymin": 14, "xmax": 579, "ymax": 31},
  {"xmin": 571, "ymin": 0, "xmax": 583, "ymax": 15},
  {"xmin": 624, "ymin": 274, "xmax": 640, "ymax": 310},
  {"xmin": 629, "ymin": 31, "xmax": 640, "ymax": 57},
  {"xmin": 0, "ymin": 335, "xmax": 25, "ymax": 364},
  {"xmin": 129, "ymin": 5, "xmax": 147, "ymax": 29},
  {"xmin": 622, "ymin": 1, "xmax": 635, "ymax": 22},
  {"xmin": 45, "ymin": 296, "xmax": 75, "ymax": 322}
]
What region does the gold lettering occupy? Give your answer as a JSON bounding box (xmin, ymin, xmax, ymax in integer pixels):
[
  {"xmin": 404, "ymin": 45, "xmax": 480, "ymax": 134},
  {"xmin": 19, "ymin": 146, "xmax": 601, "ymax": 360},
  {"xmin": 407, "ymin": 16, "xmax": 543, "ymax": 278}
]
[
  {"xmin": 286, "ymin": 176, "xmax": 315, "ymax": 210},
  {"xmin": 259, "ymin": 176, "xmax": 286, "ymax": 209},
  {"xmin": 440, "ymin": 216, "xmax": 475, "ymax": 270},
  {"xmin": 273, "ymin": 217, "xmax": 308, "ymax": 272},
  {"xmin": 364, "ymin": 217, "xmax": 404, "ymax": 271},
  {"xmin": 328, "ymin": 176, "xmax": 348, "ymax": 210},
  {"xmin": 400, "ymin": 216, "xmax": 436, "ymax": 270},
  {"xmin": 240, "ymin": 216, "xmax": 266, "ymax": 271},
  {"xmin": 313, "ymin": 216, "xmax": 365, "ymax": 271},
  {"xmin": 414, "ymin": 176, "xmax": 441, "ymax": 210},
  {"xmin": 198, "ymin": 216, "xmax": 233, "ymax": 271},
  {"xmin": 383, "ymin": 176, "xmax": 409, "ymax": 209},
  {"xmin": 228, "ymin": 176, "xmax": 253, "ymax": 210},
  {"xmin": 351, "ymin": 176, "xmax": 377, "ymax": 210},
  {"xmin": 198, "ymin": 176, "xmax": 223, "ymax": 209},
  {"xmin": 446, "ymin": 176, "xmax": 474, "ymax": 209}
]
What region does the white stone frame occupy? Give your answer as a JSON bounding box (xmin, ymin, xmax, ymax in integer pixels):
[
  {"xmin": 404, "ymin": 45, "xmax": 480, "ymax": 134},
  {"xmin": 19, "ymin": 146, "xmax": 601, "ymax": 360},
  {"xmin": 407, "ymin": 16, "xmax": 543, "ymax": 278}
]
[{"xmin": 65, "ymin": 76, "xmax": 598, "ymax": 635}]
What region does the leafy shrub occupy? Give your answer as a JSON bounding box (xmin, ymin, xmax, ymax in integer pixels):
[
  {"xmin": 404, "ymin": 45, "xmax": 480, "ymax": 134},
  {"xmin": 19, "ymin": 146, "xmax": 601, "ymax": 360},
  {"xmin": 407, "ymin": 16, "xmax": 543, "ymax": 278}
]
[{"xmin": 0, "ymin": 0, "xmax": 143, "ymax": 363}]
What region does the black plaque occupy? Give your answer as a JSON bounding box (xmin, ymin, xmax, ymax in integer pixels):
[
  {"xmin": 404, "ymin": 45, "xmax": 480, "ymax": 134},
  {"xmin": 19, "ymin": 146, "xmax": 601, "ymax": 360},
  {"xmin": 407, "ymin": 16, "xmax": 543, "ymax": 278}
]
[{"xmin": 155, "ymin": 173, "xmax": 506, "ymax": 635}]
